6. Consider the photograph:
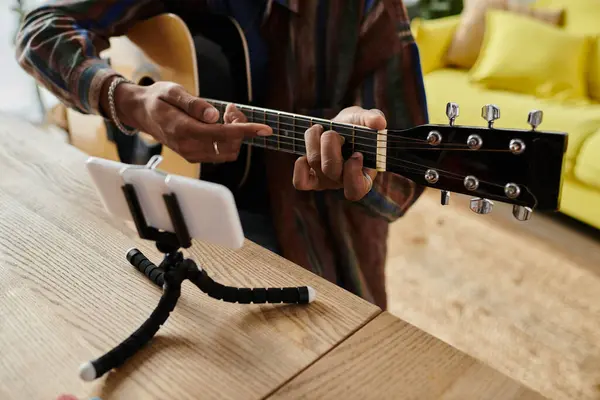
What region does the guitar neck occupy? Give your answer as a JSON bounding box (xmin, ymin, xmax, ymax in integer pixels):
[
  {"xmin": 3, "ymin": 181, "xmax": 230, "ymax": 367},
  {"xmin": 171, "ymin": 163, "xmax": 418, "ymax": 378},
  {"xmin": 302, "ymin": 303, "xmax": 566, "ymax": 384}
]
[{"xmin": 207, "ymin": 99, "xmax": 386, "ymax": 171}]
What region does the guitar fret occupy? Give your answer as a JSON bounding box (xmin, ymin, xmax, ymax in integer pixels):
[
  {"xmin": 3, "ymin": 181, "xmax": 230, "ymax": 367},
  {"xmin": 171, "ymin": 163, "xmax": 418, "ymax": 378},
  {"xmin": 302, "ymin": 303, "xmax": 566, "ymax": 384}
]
[
  {"xmin": 278, "ymin": 114, "xmax": 296, "ymax": 153},
  {"xmin": 238, "ymin": 104, "xmax": 253, "ymax": 145},
  {"xmin": 264, "ymin": 109, "xmax": 277, "ymax": 150},
  {"xmin": 277, "ymin": 113, "xmax": 281, "ymax": 151}
]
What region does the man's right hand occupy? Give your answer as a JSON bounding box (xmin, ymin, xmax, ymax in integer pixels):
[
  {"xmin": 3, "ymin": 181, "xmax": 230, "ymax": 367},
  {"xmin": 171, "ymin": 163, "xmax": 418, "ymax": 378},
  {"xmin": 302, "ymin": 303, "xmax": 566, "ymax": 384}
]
[{"xmin": 100, "ymin": 79, "xmax": 272, "ymax": 163}]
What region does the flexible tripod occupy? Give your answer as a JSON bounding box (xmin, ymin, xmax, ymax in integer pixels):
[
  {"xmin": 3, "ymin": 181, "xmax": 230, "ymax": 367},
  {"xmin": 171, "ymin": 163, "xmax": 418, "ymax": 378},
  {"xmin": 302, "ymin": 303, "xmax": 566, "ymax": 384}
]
[{"xmin": 79, "ymin": 177, "xmax": 315, "ymax": 382}]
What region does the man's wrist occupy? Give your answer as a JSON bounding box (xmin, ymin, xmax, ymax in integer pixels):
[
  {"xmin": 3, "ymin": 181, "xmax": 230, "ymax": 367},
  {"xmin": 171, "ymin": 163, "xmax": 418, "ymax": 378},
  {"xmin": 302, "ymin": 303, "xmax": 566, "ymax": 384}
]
[{"xmin": 99, "ymin": 76, "xmax": 144, "ymax": 129}]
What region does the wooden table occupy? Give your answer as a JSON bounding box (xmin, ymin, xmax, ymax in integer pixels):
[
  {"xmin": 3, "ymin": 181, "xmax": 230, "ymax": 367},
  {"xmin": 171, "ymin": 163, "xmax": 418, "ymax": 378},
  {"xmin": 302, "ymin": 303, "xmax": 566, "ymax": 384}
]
[
  {"xmin": 270, "ymin": 312, "xmax": 546, "ymax": 400},
  {"xmin": 0, "ymin": 114, "xmax": 544, "ymax": 400}
]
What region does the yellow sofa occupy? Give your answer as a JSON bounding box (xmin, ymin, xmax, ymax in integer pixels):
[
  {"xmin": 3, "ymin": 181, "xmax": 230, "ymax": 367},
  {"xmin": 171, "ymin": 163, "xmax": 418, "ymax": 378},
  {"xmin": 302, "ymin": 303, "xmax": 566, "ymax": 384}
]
[{"xmin": 412, "ymin": 1, "xmax": 600, "ymax": 229}]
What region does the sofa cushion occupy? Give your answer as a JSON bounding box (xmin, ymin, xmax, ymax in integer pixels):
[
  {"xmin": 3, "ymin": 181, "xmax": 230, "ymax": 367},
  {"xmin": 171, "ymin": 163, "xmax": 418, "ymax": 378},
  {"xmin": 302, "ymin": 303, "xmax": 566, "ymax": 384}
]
[
  {"xmin": 574, "ymin": 130, "xmax": 600, "ymax": 189},
  {"xmin": 445, "ymin": 0, "xmax": 563, "ymax": 69},
  {"xmin": 535, "ymin": 0, "xmax": 600, "ymax": 36},
  {"xmin": 412, "ymin": 16, "xmax": 460, "ymax": 75},
  {"xmin": 592, "ymin": 38, "xmax": 600, "ymax": 102},
  {"xmin": 423, "ymin": 69, "xmax": 600, "ymax": 168},
  {"xmin": 469, "ymin": 10, "xmax": 592, "ymax": 103},
  {"xmin": 536, "ymin": 0, "xmax": 600, "ymax": 103}
]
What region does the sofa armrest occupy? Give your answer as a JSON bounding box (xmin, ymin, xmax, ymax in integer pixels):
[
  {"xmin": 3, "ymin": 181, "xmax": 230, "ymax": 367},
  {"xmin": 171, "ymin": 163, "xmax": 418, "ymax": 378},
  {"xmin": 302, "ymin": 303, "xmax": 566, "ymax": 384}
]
[{"xmin": 411, "ymin": 15, "xmax": 461, "ymax": 74}]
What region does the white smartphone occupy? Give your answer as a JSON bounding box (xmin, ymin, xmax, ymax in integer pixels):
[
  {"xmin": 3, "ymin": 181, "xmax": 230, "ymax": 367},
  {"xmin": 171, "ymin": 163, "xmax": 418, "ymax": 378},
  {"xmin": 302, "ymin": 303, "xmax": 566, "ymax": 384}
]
[
  {"xmin": 85, "ymin": 156, "xmax": 245, "ymax": 250},
  {"xmin": 85, "ymin": 157, "xmax": 137, "ymax": 222},
  {"xmin": 164, "ymin": 174, "xmax": 245, "ymax": 249}
]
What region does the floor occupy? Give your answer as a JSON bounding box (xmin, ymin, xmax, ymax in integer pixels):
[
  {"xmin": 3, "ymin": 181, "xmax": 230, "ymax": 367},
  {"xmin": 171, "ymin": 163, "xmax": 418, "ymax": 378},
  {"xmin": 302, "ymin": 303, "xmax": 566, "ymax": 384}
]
[{"xmin": 385, "ymin": 189, "xmax": 600, "ymax": 399}]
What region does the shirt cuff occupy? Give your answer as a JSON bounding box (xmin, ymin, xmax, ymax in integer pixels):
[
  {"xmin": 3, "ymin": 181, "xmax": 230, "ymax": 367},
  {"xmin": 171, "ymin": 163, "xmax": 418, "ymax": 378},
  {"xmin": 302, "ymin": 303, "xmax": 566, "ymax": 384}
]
[
  {"xmin": 70, "ymin": 58, "xmax": 122, "ymax": 117},
  {"xmin": 353, "ymin": 184, "xmax": 404, "ymax": 222}
]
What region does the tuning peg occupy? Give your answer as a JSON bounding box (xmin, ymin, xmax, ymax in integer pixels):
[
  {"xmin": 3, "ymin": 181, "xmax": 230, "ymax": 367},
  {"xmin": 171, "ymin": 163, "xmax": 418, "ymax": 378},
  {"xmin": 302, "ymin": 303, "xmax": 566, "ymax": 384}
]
[
  {"xmin": 425, "ymin": 169, "xmax": 439, "ymax": 184},
  {"xmin": 509, "ymin": 138, "xmax": 526, "ymax": 155},
  {"xmin": 527, "ymin": 110, "xmax": 543, "ymax": 130},
  {"xmin": 504, "ymin": 183, "xmax": 521, "ymax": 199},
  {"xmin": 446, "ymin": 102, "xmax": 459, "ymax": 126},
  {"xmin": 427, "ymin": 130, "xmax": 442, "ymax": 146},
  {"xmin": 513, "ymin": 205, "xmax": 532, "ymax": 221},
  {"xmin": 470, "ymin": 198, "xmax": 493, "ymax": 214},
  {"xmin": 441, "ymin": 190, "xmax": 450, "ymax": 205},
  {"xmin": 467, "ymin": 134, "xmax": 483, "ymax": 150},
  {"xmin": 481, "ymin": 104, "xmax": 500, "ymax": 128},
  {"xmin": 463, "ymin": 175, "xmax": 479, "ymax": 191}
]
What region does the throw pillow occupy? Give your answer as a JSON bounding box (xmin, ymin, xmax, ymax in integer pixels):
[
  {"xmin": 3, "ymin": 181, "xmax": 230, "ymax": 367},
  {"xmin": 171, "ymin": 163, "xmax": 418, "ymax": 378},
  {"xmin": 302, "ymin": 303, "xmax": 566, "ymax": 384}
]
[
  {"xmin": 469, "ymin": 10, "xmax": 591, "ymax": 102},
  {"xmin": 411, "ymin": 16, "xmax": 461, "ymax": 74},
  {"xmin": 445, "ymin": 0, "xmax": 564, "ymax": 69},
  {"xmin": 534, "ymin": 0, "xmax": 600, "ymax": 101}
]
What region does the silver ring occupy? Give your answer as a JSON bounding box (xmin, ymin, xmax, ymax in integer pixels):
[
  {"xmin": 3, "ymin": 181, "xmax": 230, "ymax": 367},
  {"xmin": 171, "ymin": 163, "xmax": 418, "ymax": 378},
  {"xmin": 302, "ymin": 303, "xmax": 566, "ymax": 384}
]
[
  {"xmin": 213, "ymin": 141, "xmax": 220, "ymax": 155},
  {"xmin": 363, "ymin": 171, "xmax": 373, "ymax": 192}
]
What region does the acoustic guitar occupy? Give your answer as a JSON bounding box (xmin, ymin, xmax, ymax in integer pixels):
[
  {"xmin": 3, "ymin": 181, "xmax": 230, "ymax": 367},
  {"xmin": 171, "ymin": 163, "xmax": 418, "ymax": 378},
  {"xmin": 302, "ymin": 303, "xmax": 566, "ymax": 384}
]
[{"xmin": 63, "ymin": 13, "xmax": 568, "ymax": 220}]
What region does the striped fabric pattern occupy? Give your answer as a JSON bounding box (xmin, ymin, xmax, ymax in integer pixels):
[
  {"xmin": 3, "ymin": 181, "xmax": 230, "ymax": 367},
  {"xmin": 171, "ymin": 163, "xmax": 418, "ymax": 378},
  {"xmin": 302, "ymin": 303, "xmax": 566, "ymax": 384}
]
[{"xmin": 15, "ymin": 0, "xmax": 428, "ymax": 310}]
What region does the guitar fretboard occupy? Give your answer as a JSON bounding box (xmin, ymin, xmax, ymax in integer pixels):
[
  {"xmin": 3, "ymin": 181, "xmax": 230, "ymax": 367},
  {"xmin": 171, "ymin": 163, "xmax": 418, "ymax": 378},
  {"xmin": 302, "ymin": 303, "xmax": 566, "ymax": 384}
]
[{"xmin": 207, "ymin": 99, "xmax": 383, "ymax": 170}]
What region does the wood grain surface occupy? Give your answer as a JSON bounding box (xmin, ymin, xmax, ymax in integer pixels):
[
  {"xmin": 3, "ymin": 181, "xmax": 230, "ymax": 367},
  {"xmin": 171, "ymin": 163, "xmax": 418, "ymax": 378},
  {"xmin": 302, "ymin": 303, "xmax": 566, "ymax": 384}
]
[
  {"xmin": 385, "ymin": 190, "xmax": 600, "ymax": 400},
  {"xmin": 0, "ymin": 114, "xmax": 380, "ymax": 400},
  {"xmin": 268, "ymin": 312, "xmax": 546, "ymax": 400}
]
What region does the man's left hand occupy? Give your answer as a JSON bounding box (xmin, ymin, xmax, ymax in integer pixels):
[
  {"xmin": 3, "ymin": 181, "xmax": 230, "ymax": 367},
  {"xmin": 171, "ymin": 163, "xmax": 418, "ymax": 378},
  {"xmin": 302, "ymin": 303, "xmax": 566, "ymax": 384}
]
[{"xmin": 292, "ymin": 106, "xmax": 386, "ymax": 201}]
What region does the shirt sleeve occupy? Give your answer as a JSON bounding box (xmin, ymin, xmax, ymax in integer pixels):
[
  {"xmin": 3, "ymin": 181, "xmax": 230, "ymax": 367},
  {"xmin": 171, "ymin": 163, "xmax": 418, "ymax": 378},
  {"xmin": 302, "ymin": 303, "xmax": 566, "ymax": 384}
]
[
  {"xmin": 15, "ymin": 0, "xmax": 168, "ymax": 117},
  {"xmin": 350, "ymin": 0, "xmax": 429, "ymax": 222}
]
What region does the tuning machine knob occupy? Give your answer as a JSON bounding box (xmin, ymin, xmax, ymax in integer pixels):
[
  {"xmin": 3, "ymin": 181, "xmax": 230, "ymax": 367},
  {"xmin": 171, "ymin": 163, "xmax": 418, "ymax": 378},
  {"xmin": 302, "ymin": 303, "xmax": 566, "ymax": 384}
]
[
  {"xmin": 463, "ymin": 175, "xmax": 479, "ymax": 191},
  {"xmin": 527, "ymin": 110, "xmax": 543, "ymax": 131},
  {"xmin": 509, "ymin": 139, "xmax": 526, "ymax": 155},
  {"xmin": 504, "ymin": 183, "xmax": 520, "ymax": 199},
  {"xmin": 467, "ymin": 134, "xmax": 483, "ymax": 150},
  {"xmin": 513, "ymin": 205, "xmax": 533, "ymax": 221},
  {"xmin": 446, "ymin": 102, "xmax": 459, "ymax": 126},
  {"xmin": 481, "ymin": 104, "xmax": 500, "ymax": 128},
  {"xmin": 425, "ymin": 169, "xmax": 439, "ymax": 184},
  {"xmin": 470, "ymin": 198, "xmax": 493, "ymax": 214}
]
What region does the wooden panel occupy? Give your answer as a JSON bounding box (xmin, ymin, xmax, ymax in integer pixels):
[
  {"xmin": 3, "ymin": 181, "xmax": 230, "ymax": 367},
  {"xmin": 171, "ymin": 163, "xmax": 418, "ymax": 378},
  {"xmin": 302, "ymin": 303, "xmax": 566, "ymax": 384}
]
[
  {"xmin": 269, "ymin": 312, "xmax": 546, "ymax": 400},
  {"xmin": 0, "ymin": 115, "xmax": 379, "ymax": 400}
]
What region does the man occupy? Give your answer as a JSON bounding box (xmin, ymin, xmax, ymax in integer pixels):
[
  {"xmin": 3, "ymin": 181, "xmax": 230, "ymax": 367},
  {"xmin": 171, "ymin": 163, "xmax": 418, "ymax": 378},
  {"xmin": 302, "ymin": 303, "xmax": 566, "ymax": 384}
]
[{"xmin": 15, "ymin": 0, "xmax": 428, "ymax": 310}]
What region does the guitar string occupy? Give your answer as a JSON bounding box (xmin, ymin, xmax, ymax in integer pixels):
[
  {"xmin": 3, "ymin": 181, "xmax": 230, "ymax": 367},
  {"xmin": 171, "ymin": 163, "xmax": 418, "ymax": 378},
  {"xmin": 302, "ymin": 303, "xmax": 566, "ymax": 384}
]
[
  {"xmin": 244, "ymin": 129, "xmax": 513, "ymax": 153},
  {"xmin": 211, "ymin": 101, "xmax": 529, "ymax": 147},
  {"xmin": 245, "ymin": 121, "xmax": 468, "ymax": 147},
  {"xmin": 227, "ymin": 113, "xmax": 513, "ymax": 150},
  {"xmin": 211, "ymin": 101, "xmax": 479, "ymax": 144},
  {"xmin": 242, "ymin": 136, "xmax": 509, "ymax": 187},
  {"xmin": 235, "ymin": 117, "xmax": 513, "ymax": 151},
  {"xmin": 247, "ymin": 131, "xmax": 511, "ymax": 152}
]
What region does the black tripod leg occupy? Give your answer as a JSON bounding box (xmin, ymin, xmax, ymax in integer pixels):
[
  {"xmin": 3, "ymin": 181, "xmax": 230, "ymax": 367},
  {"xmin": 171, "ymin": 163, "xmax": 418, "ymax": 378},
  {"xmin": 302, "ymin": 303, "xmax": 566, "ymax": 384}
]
[
  {"xmin": 126, "ymin": 248, "xmax": 165, "ymax": 288},
  {"xmin": 185, "ymin": 260, "xmax": 316, "ymax": 305},
  {"xmin": 78, "ymin": 270, "xmax": 182, "ymax": 381}
]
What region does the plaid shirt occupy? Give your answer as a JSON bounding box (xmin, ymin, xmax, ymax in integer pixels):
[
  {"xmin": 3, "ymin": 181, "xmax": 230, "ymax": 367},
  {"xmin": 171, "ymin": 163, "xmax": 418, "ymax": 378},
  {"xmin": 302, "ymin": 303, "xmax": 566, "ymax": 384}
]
[{"xmin": 16, "ymin": 0, "xmax": 428, "ymax": 310}]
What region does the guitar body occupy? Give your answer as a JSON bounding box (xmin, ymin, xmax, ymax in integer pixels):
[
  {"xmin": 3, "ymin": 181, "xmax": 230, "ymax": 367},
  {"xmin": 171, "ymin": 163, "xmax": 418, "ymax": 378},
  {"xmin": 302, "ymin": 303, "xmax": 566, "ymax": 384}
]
[{"xmin": 65, "ymin": 13, "xmax": 253, "ymax": 186}]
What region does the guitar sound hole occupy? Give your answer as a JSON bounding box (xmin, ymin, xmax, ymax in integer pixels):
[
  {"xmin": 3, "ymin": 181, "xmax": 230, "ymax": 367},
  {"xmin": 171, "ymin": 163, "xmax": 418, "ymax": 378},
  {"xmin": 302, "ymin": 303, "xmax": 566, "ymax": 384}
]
[{"xmin": 138, "ymin": 76, "xmax": 155, "ymax": 86}]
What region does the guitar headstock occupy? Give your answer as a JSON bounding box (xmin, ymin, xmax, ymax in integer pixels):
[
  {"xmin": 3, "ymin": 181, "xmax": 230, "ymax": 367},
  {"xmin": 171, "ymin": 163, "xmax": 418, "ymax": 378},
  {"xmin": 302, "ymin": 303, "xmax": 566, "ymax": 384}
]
[{"xmin": 385, "ymin": 102, "xmax": 567, "ymax": 221}]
